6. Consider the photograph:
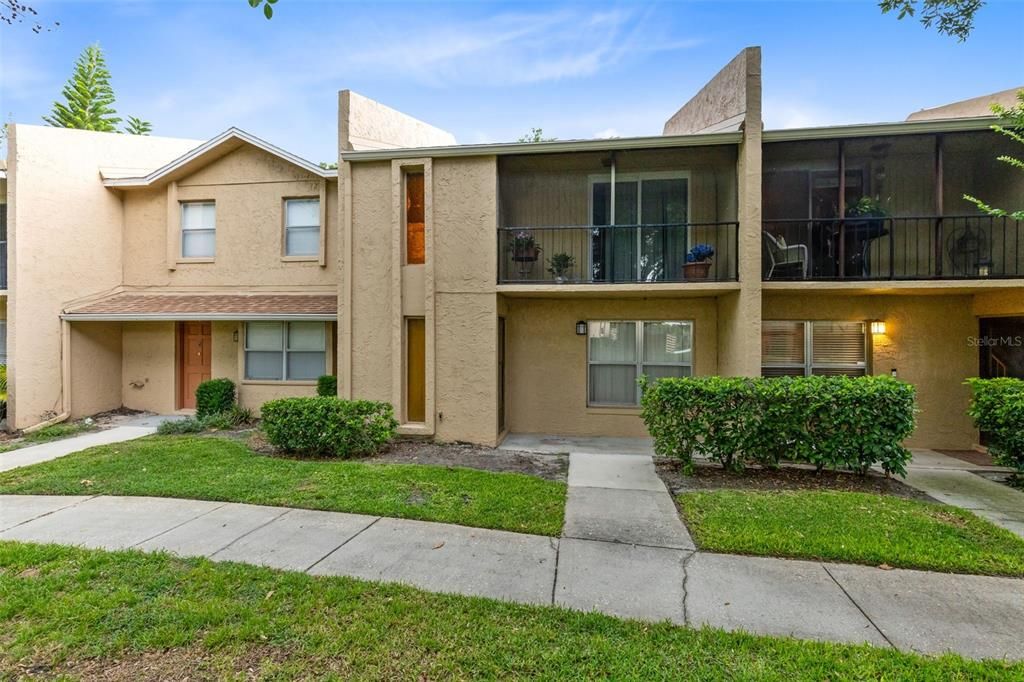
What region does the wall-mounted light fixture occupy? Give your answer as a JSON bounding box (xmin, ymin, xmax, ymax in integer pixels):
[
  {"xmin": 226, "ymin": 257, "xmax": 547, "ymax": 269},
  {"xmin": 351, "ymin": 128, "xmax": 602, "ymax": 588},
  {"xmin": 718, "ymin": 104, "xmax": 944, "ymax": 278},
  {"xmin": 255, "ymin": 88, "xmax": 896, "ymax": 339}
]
[
  {"xmin": 870, "ymin": 320, "xmax": 886, "ymax": 336},
  {"xmin": 575, "ymin": 320, "xmax": 588, "ymax": 336},
  {"xmin": 233, "ymin": 330, "xmax": 239, "ymax": 342}
]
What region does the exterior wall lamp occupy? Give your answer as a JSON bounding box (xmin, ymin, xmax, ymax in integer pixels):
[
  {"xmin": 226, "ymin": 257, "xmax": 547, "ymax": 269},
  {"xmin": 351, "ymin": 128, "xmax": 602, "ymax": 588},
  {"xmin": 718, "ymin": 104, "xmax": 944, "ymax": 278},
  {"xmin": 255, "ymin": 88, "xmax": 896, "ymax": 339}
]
[
  {"xmin": 870, "ymin": 320, "xmax": 886, "ymax": 335},
  {"xmin": 575, "ymin": 320, "xmax": 588, "ymax": 336}
]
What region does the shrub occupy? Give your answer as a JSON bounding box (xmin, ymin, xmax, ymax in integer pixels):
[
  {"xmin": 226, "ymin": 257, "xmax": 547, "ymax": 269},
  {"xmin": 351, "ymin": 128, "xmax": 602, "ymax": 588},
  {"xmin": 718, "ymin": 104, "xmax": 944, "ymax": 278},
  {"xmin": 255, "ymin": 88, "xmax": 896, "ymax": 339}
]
[
  {"xmin": 966, "ymin": 378, "xmax": 1024, "ymax": 474},
  {"xmin": 195, "ymin": 378, "xmax": 236, "ymax": 419},
  {"xmin": 157, "ymin": 417, "xmax": 206, "ymax": 435},
  {"xmin": 261, "ymin": 397, "xmax": 397, "ymax": 457},
  {"xmin": 317, "ymin": 375, "xmax": 338, "ymax": 397},
  {"xmin": 640, "ymin": 375, "xmax": 916, "ymax": 476}
]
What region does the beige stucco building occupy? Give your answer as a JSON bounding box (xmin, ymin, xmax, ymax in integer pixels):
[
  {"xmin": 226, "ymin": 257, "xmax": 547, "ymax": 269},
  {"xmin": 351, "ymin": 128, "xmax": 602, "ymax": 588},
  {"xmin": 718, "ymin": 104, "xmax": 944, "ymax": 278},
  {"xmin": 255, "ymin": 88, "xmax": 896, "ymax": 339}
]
[{"xmin": 4, "ymin": 47, "xmax": 1023, "ymax": 450}]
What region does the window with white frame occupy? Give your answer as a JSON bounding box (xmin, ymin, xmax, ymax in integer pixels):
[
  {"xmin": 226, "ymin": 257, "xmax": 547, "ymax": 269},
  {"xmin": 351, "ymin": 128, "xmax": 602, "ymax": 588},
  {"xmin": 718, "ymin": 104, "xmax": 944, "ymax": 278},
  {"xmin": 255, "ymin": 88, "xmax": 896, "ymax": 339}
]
[
  {"xmin": 244, "ymin": 321, "xmax": 326, "ymax": 381},
  {"xmin": 181, "ymin": 201, "xmax": 216, "ymax": 258},
  {"xmin": 761, "ymin": 320, "xmax": 867, "ymax": 377},
  {"xmin": 0, "ymin": 320, "xmax": 7, "ymax": 365},
  {"xmin": 588, "ymin": 320, "xmax": 692, "ymax": 406},
  {"xmin": 284, "ymin": 198, "xmax": 320, "ymax": 257}
]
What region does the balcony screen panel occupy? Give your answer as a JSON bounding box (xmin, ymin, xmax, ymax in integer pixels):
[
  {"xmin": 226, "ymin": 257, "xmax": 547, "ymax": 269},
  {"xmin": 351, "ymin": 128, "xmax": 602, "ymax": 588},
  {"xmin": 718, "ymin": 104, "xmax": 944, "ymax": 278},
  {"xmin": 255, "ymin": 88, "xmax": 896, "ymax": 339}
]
[
  {"xmin": 640, "ymin": 178, "xmax": 688, "ymax": 281},
  {"xmin": 812, "ymin": 321, "xmax": 866, "ymax": 365},
  {"xmin": 762, "ymin": 321, "xmax": 805, "ymax": 365},
  {"xmin": 643, "ymin": 322, "xmax": 692, "ymax": 365},
  {"xmin": 588, "ymin": 321, "xmax": 636, "ymax": 362},
  {"xmin": 589, "ymin": 364, "xmax": 638, "ymax": 405}
]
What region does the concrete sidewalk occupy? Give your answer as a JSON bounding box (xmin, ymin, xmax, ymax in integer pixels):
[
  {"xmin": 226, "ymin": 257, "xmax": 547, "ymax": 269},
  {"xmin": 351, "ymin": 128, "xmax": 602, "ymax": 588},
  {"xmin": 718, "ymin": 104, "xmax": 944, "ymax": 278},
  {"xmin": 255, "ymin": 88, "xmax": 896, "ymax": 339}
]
[
  {"xmin": 0, "ymin": 425, "xmax": 158, "ymax": 473},
  {"xmin": 3, "ymin": 490, "xmax": 1023, "ymax": 660}
]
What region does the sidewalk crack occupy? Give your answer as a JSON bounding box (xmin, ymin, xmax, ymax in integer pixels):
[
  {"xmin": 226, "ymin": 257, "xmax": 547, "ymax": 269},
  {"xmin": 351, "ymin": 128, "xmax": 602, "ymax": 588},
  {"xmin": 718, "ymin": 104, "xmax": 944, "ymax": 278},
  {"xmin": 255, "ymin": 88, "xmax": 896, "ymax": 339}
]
[
  {"xmin": 304, "ymin": 516, "xmax": 381, "ymax": 573},
  {"xmin": 680, "ymin": 551, "xmax": 698, "ymax": 626},
  {"xmin": 0, "ymin": 494, "xmax": 101, "ymax": 533},
  {"xmin": 132, "ymin": 501, "xmax": 229, "ymax": 548},
  {"xmin": 549, "ymin": 537, "xmax": 562, "ymax": 606},
  {"xmin": 822, "ymin": 564, "xmax": 894, "ymax": 648},
  {"xmin": 208, "ymin": 507, "xmax": 295, "ymax": 558}
]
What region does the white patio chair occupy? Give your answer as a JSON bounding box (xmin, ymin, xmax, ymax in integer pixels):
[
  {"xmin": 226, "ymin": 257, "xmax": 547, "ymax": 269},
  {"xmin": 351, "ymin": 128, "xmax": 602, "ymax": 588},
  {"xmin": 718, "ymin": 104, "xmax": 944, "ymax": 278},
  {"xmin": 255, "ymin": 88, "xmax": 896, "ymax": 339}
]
[{"xmin": 764, "ymin": 231, "xmax": 809, "ymax": 279}]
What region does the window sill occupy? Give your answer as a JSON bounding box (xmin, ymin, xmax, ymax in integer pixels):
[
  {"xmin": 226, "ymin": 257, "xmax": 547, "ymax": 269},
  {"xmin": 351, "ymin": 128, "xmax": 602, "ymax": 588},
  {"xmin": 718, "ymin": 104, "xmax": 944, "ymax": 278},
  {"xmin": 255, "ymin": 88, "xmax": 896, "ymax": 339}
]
[
  {"xmin": 240, "ymin": 380, "xmax": 317, "ymax": 387},
  {"xmin": 176, "ymin": 257, "xmax": 215, "ymax": 265},
  {"xmin": 280, "ymin": 255, "xmax": 320, "ymax": 263},
  {"xmin": 586, "ymin": 405, "xmax": 642, "ymax": 416}
]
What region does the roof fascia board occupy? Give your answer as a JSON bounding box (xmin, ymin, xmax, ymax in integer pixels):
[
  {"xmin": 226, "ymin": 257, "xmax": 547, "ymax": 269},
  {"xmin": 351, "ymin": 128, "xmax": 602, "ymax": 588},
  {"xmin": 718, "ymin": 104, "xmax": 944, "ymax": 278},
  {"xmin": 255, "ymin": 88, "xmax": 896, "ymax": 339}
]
[
  {"xmin": 341, "ymin": 131, "xmax": 743, "ymax": 162},
  {"xmin": 62, "ymin": 313, "xmax": 337, "ymax": 322},
  {"xmin": 103, "ymin": 127, "xmax": 336, "ymax": 187},
  {"xmin": 763, "ymin": 116, "xmax": 1004, "ymax": 143}
]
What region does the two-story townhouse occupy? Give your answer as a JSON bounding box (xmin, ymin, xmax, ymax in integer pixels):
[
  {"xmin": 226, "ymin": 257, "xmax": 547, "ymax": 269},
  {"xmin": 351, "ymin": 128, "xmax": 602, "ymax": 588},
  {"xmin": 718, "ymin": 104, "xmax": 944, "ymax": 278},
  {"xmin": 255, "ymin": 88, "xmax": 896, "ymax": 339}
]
[{"xmin": 338, "ymin": 47, "xmax": 1024, "ymax": 450}]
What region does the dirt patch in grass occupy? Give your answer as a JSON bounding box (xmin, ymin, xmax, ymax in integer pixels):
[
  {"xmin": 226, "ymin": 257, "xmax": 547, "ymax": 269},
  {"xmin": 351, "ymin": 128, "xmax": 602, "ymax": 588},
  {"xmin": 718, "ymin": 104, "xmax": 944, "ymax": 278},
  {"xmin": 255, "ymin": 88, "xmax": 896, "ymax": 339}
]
[
  {"xmin": 371, "ymin": 440, "xmax": 568, "ymax": 482},
  {"xmin": 656, "ymin": 459, "xmax": 934, "ymax": 502}
]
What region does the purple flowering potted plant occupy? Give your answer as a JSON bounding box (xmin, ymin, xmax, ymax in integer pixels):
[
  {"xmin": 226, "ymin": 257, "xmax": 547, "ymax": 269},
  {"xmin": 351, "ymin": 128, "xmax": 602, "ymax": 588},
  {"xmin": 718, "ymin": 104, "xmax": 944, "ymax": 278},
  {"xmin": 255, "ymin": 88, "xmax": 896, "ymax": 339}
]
[
  {"xmin": 683, "ymin": 243, "xmax": 715, "ymax": 279},
  {"xmin": 509, "ymin": 231, "xmax": 541, "ymax": 262}
]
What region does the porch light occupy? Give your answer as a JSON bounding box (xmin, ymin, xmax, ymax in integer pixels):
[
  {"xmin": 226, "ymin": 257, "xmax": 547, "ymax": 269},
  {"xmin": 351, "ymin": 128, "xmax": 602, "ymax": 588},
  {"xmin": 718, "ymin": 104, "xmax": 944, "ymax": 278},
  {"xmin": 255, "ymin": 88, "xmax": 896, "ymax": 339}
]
[
  {"xmin": 870, "ymin": 320, "xmax": 886, "ymax": 336},
  {"xmin": 978, "ymin": 259, "xmax": 992, "ymax": 277},
  {"xmin": 576, "ymin": 320, "xmax": 588, "ymax": 336}
]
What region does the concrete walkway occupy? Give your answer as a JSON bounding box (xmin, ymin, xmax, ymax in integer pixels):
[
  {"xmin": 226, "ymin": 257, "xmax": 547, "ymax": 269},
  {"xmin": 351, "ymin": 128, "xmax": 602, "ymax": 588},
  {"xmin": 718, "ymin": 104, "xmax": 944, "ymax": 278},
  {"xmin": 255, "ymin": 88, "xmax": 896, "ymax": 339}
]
[
  {"xmin": 902, "ymin": 449, "xmax": 1024, "ymax": 539},
  {"xmin": 3, "ymin": 491, "xmax": 1024, "ymax": 659},
  {"xmin": 0, "ymin": 425, "xmax": 158, "ymax": 473}
]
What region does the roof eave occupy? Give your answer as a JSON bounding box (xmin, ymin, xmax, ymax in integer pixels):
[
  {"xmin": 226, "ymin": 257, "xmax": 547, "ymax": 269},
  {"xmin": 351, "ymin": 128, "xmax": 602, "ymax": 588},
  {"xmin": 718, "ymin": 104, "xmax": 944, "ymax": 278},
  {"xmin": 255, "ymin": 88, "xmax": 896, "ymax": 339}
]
[
  {"xmin": 763, "ymin": 116, "xmax": 1003, "ymax": 143},
  {"xmin": 61, "ymin": 312, "xmax": 338, "ymax": 322},
  {"xmin": 341, "ymin": 131, "xmax": 743, "ymax": 162}
]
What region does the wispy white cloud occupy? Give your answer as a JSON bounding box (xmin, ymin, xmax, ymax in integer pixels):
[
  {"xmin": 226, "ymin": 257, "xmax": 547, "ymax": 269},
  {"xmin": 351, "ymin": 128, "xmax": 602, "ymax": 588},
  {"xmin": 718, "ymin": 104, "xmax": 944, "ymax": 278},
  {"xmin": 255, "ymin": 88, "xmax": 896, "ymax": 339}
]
[{"xmin": 594, "ymin": 127, "xmax": 621, "ymax": 139}]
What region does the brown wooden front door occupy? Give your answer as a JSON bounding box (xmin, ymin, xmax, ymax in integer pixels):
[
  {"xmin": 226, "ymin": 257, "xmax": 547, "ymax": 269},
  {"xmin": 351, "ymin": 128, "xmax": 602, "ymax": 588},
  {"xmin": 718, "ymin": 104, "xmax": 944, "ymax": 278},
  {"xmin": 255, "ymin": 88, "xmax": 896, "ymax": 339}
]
[{"xmin": 178, "ymin": 321, "xmax": 211, "ymax": 410}]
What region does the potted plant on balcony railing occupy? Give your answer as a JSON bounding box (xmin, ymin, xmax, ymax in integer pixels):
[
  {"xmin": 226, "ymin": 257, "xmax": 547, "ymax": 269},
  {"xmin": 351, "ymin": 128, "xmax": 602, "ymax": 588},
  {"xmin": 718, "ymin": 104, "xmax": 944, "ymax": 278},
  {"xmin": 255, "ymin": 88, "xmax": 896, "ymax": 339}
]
[
  {"xmin": 509, "ymin": 231, "xmax": 541, "ymax": 263},
  {"xmin": 683, "ymin": 244, "xmax": 715, "ymax": 279},
  {"xmin": 547, "ymin": 252, "xmax": 575, "ymax": 283}
]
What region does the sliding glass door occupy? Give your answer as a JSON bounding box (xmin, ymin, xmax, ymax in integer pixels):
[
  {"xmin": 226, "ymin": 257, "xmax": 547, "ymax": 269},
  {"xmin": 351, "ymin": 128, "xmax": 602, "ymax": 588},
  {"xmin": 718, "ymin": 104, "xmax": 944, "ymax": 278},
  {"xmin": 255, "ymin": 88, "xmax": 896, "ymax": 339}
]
[{"xmin": 590, "ymin": 172, "xmax": 689, "ymax": 282}]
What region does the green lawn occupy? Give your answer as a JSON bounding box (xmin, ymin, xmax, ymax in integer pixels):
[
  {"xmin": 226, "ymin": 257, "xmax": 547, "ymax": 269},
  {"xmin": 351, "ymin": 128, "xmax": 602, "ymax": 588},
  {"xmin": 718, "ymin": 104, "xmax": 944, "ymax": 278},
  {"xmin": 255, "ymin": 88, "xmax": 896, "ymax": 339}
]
[
  {"xmin": 0, "ymin": 436, "xmax": 566, "ymax": 536},
  {"xmin": 679, "ymin": 490, "xmax": 1024, "ymax": 577},
  {"xmin": 1, "ymin": 542, "xmax": 1018, "ymax": 680},
  {"xmin": 0, "ymin": 422, "xmax": 98, "ymax": 454}
]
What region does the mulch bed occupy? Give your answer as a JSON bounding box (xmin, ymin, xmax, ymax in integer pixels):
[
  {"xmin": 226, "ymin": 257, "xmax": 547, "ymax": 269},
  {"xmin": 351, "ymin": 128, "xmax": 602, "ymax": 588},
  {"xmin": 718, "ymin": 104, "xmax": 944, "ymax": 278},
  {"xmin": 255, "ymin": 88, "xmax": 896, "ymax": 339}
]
[
  {"xmin": 369, "ymin": 440, "xmax": 568, "ymax": 482},
  {"xmin": 655, "ymin": 459, "xmax": 935, "ymax": 502}
]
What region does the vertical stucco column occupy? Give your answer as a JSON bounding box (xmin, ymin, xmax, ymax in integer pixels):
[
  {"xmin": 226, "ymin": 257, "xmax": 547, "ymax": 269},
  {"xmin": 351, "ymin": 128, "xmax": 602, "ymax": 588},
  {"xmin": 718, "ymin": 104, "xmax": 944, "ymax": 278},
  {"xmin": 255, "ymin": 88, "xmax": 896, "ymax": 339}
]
[{"xmin": 717, "ymin": 47, "xmax": 763, "ymax": 376}]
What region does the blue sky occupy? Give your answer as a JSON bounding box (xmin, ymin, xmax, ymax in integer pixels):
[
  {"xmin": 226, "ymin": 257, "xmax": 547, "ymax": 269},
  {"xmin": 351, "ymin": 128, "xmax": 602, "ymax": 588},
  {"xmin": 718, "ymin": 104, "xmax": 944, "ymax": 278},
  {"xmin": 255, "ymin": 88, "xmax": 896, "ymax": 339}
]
[{"xmin": 2, "ymin": 0, "xmax": 1022, "ymax": 162}]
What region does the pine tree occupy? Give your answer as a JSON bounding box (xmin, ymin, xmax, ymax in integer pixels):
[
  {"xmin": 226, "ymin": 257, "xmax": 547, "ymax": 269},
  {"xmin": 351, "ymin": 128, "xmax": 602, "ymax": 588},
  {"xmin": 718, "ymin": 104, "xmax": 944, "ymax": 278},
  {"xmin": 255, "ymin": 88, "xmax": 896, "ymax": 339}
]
[
  {"xmin": 124, "ymin": 116, "xmax": 152, "ymax": 136},
  {"xmin": 43, "ymin": 44, "xmax": 122, "ymax": 131}
]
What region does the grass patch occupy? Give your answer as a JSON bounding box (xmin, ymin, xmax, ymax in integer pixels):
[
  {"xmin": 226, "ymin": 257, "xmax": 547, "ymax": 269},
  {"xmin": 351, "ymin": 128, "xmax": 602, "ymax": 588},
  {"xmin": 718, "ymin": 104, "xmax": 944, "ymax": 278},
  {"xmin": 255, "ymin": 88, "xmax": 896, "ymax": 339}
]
[
  {"xmin": 679, "ymin": 490, "xmax": 1024, "ymax": 577},
  {"xmin": 0, "ymin": 435, "xmax": 565, "ymax": 536},
  {"xmin": 0, "ymin": 422, "xmax": 98, "ymax": 454},
  {"xmin": 1, "ymin": 541, "xmax": 1019, "ymax": 680}
]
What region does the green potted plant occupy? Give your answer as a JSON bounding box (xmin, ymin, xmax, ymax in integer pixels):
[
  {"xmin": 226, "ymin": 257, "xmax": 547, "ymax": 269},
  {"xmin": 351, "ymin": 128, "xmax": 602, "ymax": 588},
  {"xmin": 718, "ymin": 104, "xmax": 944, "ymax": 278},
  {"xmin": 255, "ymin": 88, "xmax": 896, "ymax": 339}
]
[
  {"xmin": 547, "ymin": 252, "xmax": 575, "ymax": 283},
  {"xmin": 509, "ymin": 231, "xmax": 541, "ymax": 263},
  {"xmin": 682, "ymin": 244, "xmax": 715, "ymax": 279}
]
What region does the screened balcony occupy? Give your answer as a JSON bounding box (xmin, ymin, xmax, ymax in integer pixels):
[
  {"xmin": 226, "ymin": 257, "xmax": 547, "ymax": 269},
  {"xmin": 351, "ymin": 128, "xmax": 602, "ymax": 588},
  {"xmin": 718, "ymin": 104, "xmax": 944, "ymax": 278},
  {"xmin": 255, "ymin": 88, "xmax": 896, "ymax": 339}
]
[
  {"xmin": 497, "ymin": 147, "xmax": 739, "ymax": 284},
  {"xmin": 762, "ymin": 130, "xmax": 1024, "ymax": 281}
]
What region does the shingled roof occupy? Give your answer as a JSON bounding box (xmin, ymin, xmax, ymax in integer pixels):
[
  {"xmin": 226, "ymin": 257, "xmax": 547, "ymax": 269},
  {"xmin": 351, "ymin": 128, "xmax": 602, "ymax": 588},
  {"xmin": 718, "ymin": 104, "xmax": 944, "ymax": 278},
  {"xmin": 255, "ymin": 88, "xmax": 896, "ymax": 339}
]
[{"xmin": 62, "ymin": 293, "xmax": 337, "ymax": 320}]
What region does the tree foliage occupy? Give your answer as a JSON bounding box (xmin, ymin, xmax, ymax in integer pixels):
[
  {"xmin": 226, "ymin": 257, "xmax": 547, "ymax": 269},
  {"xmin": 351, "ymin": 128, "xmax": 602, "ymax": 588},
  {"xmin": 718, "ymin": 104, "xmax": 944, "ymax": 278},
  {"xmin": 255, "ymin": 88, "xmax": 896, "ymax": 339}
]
[
  {"xmin": 1, "ymin": 0, "xmax": 57, "ymax": 33},
  {"xmin": 517, "ymin": 128, "xmax": 556, "ymax": 143},
  {"xmin": 43, "ymin": 44, "xmax": 152, "ymax": 135},
  {"xmin": 248, "ymin": 0, "xmax": 278, "ymax": 19},
  {"xmin": 878, "ymin": 0, "xmax": 984, "ymax": 41},
  {"xmin": 964, "ymin": 90, "xmax": 1024, "ymax": 221}
]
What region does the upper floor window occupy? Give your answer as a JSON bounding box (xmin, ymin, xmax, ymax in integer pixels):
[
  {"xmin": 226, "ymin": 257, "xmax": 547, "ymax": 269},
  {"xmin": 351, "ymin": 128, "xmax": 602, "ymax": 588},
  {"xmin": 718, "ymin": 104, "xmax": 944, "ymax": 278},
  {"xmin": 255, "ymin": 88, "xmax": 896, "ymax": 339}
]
[
  {"xmin": 405, "ymin": 172, "xmax": 425, "ymax": 264},
  {"xmin": 284, "ymin": 198, "xmax": 320, "ymax": 257},
  {"xmin": 181, "ymin": 201, "xmax": 216, "ymax": 258},
  {"xmin": 762, "ymin": 320, "xmax": 867, "ymax": 377}
]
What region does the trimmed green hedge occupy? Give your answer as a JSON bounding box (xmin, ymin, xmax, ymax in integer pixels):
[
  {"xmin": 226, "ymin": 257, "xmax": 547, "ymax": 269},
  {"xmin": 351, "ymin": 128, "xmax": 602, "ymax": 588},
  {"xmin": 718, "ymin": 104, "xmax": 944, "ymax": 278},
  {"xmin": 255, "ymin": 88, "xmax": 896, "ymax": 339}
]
[
  {"xmin": 195, "ymin": 378, "xmax": 236, "ymax": 419},
  {"xmin": 966, "ymin": 378, "xmax": 1024, "ymax": 474},
  {"xmin": 640, "ymin": 376, "xmax": 917, "ymax": 476},
  {"xmin": 261, "ymin": 397, "xmax": 397, "ymax": 457},
  {"xmin": 317, "ymin": 375, "xmax": 338, "ymax": 397}
]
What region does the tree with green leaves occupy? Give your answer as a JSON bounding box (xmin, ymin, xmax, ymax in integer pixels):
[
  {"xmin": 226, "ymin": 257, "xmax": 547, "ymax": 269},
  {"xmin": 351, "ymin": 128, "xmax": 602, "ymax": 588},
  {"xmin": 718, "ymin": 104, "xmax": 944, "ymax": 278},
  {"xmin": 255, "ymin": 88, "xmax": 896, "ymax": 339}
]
[
  {"xmin": 43, "ymin": 44, "xmax": 152, "ymax": 135},
  {"xmin": 878, "ymin": 0, "xmax": 984, "ymax": 41},
  {"xmin": 248, "ymin": 0, "xmax": 278, "ymax": 19},
  {"xmin": 964, "ymin": 91, "xmax": 1024, "ymax": 221},
  {"xmin": 517, "ymin": 128, "xmax": 556, "ymax": 143}
]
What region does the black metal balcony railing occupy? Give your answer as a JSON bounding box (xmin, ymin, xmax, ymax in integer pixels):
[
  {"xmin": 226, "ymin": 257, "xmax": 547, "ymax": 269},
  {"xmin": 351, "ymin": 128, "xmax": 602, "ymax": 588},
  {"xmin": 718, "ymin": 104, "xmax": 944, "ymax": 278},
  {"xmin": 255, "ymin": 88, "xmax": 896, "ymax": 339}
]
[
  {"xmin": 763, "ymin": 215, "xmax": 1024, "ymax": 281},
  {"xmin": 497, "ymin": 222, "xmax": 739, "ymax": 284}
]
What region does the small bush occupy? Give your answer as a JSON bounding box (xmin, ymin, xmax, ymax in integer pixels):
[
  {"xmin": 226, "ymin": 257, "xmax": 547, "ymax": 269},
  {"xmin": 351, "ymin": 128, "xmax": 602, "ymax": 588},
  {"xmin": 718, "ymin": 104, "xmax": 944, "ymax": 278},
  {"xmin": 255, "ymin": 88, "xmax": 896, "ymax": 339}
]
[
  {"xmin": 261, "ymin": 397, "xmax": 397, "ymax": 457},
  {"xmin": 317, "ymin": 375, "xmax": 338, "ymax": 397},
  {"xmin": 196, "ymin": 378, "xmax": 236, "ymax": 419},
  {"xmin": 966, "ymin": 378, "xmax": 1024, "ymax": 474},
  {"xmin": 640, "ymin": 375, "xmax": 916, "ymax": 476},
  {"xmin": 157, "ymin": 406, "xmax": 256, "ymax": 435},
  {"xmin": 157, "ymin": 417, "xmax": 206, "ymax": 435}
]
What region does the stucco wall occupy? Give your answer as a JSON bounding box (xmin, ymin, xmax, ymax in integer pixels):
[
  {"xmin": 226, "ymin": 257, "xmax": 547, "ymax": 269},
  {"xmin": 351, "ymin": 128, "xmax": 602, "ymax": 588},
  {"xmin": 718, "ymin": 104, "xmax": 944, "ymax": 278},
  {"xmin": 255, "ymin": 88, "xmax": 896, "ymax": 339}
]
[
  {"xmin": 663, "ymin": 47, "xmax": 759, "ymax": 135},
  {"xmin": 122, "ymin": 145, "xmax": 338, "ymax": 289},
  {"xmin": 7, "ymin": 125, "xmax": 198, "ymax": 428},
  {"xmin": 69, "ymin": 322, "xmax": 123, "ymax": 419},
  {"xmin": 762, "ymin": 293, "xmax": 979, "ymax": 449},
  {"xmin": 973, "ymin": 289, "xmax": 1024, "ymax": 317},
  {"xmin": 340, "ymin": 90, "xmax": 456, "ymax": 152},
  {"xmin": 122, "ymin": 322, "xmax": 178, "ymax": 414},
  {"xmin": 505, "ymin": 296, "xmax": 719, "ymax": 438}
]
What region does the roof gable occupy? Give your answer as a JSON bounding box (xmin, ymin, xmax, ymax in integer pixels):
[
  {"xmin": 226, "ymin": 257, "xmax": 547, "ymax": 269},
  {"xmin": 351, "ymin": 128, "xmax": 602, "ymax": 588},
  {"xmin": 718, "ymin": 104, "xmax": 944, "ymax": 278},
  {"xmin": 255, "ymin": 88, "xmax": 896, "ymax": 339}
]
[{"xmin": 103, "ymin": 128, "xmax": 336, "ymax": 188}]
